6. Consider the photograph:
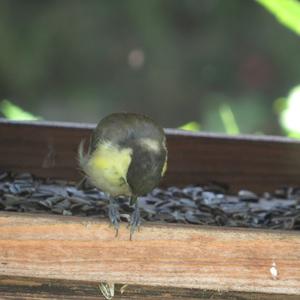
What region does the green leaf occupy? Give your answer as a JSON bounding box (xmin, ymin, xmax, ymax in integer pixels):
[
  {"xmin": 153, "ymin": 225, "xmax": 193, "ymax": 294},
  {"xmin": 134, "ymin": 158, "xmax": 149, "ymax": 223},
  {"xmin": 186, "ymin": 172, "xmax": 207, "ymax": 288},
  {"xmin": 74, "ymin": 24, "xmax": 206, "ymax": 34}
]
[
  {"xmin": 178, "ymin": 121, "xmax": 201, "ymax": 132},
  {"xmin": 219, "ymin": 103, "xmax": 240, "ymax": 135},
  {"xmin": 0, "ymin": 99, "xmax": 41, "ymax": 120},
  {"xmin": 257, "ymin": 0, "xmax": 300, "ymax": 35},
  {"xmin": 287, "ymin": 131, "xmax": 300, "ymax": 139}
]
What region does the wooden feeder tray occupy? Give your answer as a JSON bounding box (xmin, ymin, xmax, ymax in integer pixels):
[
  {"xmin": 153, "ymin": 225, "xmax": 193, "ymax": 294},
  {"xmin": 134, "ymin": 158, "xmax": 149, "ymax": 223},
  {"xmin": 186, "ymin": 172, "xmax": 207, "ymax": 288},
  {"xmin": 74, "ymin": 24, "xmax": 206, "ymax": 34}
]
[{"xmin": 0, "ymin": 119, "xmax": 300, "ymax": 299}]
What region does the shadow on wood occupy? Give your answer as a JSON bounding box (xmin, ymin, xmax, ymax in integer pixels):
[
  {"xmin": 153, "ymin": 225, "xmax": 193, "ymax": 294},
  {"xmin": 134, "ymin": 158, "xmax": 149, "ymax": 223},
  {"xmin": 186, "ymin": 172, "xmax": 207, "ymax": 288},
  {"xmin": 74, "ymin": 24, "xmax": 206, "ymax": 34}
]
[{"xmin": 1, "ymin": 277, "xmax": 300, "ymax": 300}]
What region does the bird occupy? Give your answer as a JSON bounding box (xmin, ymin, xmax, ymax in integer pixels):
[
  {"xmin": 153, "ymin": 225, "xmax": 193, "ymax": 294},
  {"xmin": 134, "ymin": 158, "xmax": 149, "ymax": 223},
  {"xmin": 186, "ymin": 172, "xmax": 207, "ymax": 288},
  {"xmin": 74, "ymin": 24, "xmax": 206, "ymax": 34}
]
[{"xmin": 78, "ymin": 112, "xmax": 167, "ymax": 239}]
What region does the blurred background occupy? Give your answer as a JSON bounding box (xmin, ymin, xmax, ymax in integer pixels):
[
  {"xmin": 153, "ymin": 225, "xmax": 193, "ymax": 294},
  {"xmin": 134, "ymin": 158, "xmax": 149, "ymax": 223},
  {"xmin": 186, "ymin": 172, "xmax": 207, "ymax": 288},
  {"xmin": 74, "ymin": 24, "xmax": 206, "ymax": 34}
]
[{"xmin": 0, "ymin": 0, "xmax": 300, "ymax": 137}]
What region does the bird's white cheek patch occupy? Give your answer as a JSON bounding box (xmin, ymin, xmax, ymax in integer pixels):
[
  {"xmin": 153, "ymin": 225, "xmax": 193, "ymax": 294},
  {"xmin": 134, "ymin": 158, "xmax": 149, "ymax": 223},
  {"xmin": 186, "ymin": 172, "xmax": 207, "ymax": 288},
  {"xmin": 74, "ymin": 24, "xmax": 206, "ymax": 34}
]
[
  {"xmin": 139, "ymin": 138, "xmax": 160, "ymax": 153},
  {"xmin": 161, "ymin": 159, "xmax": 167, "ymax": 176}
]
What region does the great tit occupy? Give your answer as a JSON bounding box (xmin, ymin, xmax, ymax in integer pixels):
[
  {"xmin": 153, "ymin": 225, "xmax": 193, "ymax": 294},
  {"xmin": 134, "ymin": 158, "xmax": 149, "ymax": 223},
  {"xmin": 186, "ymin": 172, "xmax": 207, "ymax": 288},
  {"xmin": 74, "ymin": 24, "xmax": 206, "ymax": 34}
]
[{"xmin": 78, "ymin": 112, "xmax": 167, "ymax": 238}]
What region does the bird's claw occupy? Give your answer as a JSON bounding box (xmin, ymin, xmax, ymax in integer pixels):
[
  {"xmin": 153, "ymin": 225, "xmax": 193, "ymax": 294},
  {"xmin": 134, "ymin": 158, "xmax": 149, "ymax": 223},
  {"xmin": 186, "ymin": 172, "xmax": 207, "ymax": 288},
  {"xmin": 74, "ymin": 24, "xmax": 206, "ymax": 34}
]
[
  {"xmin": 129, "ymin": 206, "xmax": 141, "ymax": 240},
  {"xmin": 108, "ymin": 202, "xmax": 120, "ymax": 237}
]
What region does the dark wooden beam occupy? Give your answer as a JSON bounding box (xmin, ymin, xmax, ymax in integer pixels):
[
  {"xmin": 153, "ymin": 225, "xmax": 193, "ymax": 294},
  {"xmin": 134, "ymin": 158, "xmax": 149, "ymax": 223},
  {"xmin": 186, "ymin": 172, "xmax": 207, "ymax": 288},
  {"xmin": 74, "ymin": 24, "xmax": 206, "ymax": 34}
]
[{"xmin": 1, "ymin": 119, "xmax": 300, "ymax": 193}]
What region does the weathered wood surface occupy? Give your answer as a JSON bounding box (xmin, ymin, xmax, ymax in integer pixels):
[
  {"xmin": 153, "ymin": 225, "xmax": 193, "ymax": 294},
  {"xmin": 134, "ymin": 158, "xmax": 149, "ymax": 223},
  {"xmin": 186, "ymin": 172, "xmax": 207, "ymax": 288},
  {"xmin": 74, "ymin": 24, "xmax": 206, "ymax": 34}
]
[
  {"xmin": 1, "ymin": 277, "xmax": 299, "ymax": 300},
  {"xmin": 0, "ymin": 212, "xmax": 299, "ymax": 296},
  {"xmin": 1, "ymin": 119, "xmax": 300, "ymax": 193}
]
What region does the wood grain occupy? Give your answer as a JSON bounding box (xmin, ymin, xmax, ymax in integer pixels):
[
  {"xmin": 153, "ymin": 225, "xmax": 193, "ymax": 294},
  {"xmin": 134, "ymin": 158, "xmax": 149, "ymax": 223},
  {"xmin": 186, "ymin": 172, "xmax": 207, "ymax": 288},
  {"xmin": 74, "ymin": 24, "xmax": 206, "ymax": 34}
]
[
  {"xmin": 0, "ymin": 212, "xmax": 299, "ymax": 295},
  {"xmin": 1, "ymin": 119, "xmax": 300, "ymax": 193}
]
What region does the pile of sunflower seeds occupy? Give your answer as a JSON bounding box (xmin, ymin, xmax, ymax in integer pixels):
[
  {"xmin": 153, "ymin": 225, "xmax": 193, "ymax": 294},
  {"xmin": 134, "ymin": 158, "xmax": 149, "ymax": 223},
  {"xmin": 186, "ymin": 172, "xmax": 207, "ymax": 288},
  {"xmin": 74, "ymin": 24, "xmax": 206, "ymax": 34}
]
[{"xmin": 0, "ymin": 170, "xmax": 300, "ymax": 230}]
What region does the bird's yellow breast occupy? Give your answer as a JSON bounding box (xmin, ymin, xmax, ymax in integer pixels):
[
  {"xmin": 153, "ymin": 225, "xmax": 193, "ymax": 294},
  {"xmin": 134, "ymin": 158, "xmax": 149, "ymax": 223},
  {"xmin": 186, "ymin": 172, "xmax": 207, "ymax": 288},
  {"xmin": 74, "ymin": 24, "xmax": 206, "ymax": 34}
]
[{"xmin": 85, "ymin": 141, "xmax": 133, "ymax": 196}]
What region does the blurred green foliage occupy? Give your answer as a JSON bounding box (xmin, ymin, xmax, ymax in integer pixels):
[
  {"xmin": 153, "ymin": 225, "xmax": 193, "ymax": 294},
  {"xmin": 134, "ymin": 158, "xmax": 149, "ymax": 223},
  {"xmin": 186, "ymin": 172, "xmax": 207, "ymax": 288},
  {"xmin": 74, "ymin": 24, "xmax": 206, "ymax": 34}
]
[
  {"xmin": 178, "ymin": 104, "xmax": 240, "ymax": 135},
  {"xmin": 0, "ymin": 0, "xmax": 300, "ymax": 137},
  {"xmin": 257, "ymin": 0, "xmax": 300, "ymax": 35},
  {"xmin": 219, "ymin": 103, "xmax": 240, "ymax": 135},
  {"xmin": 179, "ymin": 121, "xmax": 201, "ymax": 132},
  {"xmin": 0, "ymin": 99, "xmax": 41, "ymax": 120},
  {"xmin": 257, "ymin": 0, "xmax": 300, "ymax": 138}
]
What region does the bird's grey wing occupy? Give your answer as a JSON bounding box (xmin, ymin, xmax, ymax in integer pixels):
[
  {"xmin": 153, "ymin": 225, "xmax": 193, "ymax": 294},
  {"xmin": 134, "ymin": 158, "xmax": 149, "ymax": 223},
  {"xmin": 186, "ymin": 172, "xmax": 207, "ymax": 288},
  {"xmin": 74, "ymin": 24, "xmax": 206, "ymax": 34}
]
[{"xmin": 90, "ymin": 125, "xmax": 104, "ymax": 154}]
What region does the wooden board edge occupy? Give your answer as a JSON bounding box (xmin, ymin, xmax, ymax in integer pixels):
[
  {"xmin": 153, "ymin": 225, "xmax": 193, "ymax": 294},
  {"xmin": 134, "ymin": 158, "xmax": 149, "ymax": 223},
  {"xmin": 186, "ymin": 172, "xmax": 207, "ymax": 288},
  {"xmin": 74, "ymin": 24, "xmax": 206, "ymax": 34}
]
[
  {"xmin": 1, "ymin": 118, "xmax": 300, "ymax": 144},
  {"xmin": 0, "ymin": 212, "xmax": 300, "ymax": 296}
]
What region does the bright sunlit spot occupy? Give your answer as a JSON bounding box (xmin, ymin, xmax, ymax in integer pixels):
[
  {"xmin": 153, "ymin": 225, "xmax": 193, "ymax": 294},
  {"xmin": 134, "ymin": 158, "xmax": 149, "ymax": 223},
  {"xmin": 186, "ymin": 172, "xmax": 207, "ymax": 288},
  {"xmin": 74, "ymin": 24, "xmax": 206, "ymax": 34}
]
[
  {"xmin": 280, "ymin": 85, "xmax": 300, "ymax": 135},
  {"xmin": 128, "ymin": 49, "xmax": 145, "ymax": 70}
]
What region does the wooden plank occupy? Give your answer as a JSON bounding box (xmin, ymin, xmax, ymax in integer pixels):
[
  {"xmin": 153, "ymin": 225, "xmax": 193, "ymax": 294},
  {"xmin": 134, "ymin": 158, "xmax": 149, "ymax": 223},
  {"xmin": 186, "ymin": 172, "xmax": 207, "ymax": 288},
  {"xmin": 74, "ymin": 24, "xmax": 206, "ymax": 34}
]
[
  {"xmin": 1, "ymin": 119, "xmax": 300, "ymax": 193},
  {"xmin": 0, "ymin": 212, "xmax": 299, "ymax": 295},
  {"xmin": 0, "ymin": 277, "xmax": 299, "ymax": 300}
]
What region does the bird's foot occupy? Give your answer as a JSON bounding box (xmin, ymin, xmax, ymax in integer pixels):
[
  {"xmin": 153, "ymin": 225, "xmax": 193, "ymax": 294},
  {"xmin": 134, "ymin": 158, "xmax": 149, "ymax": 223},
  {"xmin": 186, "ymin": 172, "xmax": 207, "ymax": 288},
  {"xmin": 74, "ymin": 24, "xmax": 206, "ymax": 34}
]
[
  {"xmin": 129, "ymin": 205, "xmax": 141, "ymax": 240},
  {"xmin": 108, "ymin": 199, "xmax": 120, "ymax": 237}
]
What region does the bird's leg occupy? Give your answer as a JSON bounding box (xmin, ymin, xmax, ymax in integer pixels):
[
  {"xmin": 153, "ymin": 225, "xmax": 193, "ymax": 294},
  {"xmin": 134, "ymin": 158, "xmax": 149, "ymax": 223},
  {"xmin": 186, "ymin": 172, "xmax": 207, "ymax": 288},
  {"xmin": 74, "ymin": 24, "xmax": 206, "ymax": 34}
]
[
  {"xmin": 108, "ymin": 196, "xmax": 120, "ymax": 237},
  {"xmin": 129, "ymin": 196, "xmax": 141, "ymax": 240},
  {"xmin": 76, "ymin": 176, "xmax": 87, "ymax": 190}
]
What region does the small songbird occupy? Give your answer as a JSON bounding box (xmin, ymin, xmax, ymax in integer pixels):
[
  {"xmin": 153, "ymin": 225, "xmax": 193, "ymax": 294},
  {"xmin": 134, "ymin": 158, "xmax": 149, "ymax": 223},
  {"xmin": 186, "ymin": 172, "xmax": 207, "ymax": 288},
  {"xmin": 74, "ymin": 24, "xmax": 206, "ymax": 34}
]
[{"xmin": 78, "ymin": 112, "xmax": 167, "ymax": 238}]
